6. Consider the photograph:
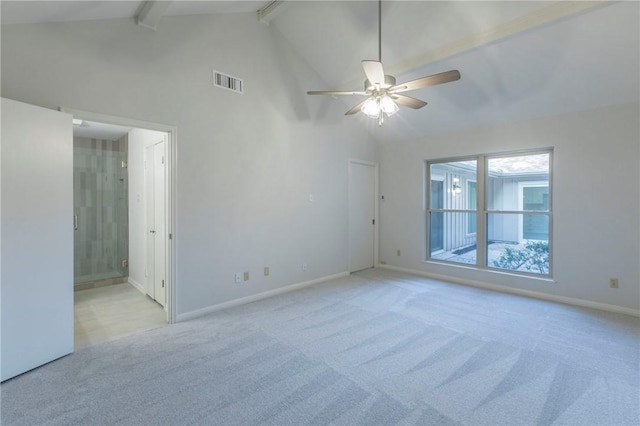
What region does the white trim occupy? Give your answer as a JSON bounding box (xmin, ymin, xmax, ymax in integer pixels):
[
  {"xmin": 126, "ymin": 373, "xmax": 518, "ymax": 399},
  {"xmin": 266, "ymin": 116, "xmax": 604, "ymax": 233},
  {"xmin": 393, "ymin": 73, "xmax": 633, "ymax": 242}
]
[
  {"xmin": 348, "ymin": 159, "xmax": 379, "ymax": 271},
  {"xmin": 176, "ymin": 272, "xmax": 349, "ymax": 322},
  {"xmin": 128, "ymin": 277, "xmax": 145, "ymax": 294},
  {"xmin": 379, "ymin": 264, "xmax": 640, "ymax": 318},
  {"xmin": 60, "ymin": 107, "xmax": 178, "ymax": 325}
]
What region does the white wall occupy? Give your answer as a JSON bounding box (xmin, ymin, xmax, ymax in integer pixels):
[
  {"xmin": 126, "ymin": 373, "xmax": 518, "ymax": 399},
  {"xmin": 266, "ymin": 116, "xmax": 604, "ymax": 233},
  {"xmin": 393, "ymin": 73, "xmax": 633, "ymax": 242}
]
[
  {"xmin": 1, "ymin": 14, "xmax": 377, "ymax": 318},
  {"xmin": 379, "ymin": 103, "xmax": 640, "ymax": 312},
  {"xmin": 128, "ymin": 128, "xmax": 167, "ymax": 292}
]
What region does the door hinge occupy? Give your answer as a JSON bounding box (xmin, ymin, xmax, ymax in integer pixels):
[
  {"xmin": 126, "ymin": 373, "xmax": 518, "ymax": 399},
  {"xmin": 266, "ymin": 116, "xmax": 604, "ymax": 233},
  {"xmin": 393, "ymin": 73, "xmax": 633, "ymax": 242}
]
[
  {"xmin": 162, "ymin": 156, "xmax": 165, "ymax": 164},
  {"xmin": 372, "ymin": 219, "xmax": 375, "ymax": 225},
  {"xmin": 169, "ymin": 233, "xmax": 172, "ymax": 240},
  {"xmin": 162, "ymin": 280, "xmax": 165, "ymax": 288}
]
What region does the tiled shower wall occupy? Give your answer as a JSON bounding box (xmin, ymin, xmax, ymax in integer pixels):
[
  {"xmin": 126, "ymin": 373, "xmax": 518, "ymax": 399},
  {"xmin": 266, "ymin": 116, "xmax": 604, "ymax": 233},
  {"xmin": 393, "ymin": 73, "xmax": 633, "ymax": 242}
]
[{"xmin": 73, "ymin": 135, "xmax": 128, "ymax": 284}]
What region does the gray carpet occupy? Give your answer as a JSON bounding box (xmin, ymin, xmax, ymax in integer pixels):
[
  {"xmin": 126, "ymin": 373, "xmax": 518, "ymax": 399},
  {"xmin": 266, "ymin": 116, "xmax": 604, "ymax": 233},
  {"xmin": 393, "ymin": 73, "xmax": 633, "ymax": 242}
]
[{"xmin": 2, "ymin": 269, "xmax": 639, "ymax": 425}]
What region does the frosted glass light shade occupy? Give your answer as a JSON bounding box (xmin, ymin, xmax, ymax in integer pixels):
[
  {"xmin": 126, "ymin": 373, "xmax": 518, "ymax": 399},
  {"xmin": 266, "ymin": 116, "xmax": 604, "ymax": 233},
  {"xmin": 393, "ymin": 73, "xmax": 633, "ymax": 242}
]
[
  {"xmin": 380, "ymin": 95, "xmax": 399, "ymax": 116},
  {"xmin": 361, "ymin": 97, "xmax": 381, "ymax": 118}
]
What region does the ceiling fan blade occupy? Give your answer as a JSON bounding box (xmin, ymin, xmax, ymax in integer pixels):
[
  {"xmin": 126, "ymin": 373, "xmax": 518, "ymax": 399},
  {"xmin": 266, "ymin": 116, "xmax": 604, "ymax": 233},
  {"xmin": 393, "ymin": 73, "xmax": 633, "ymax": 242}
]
[
  {"xmin": 362, "ymin": 60, "xmax": 385, "ymax": 87},
  {"xmin": 392, "ymin": 94, "xmax": 427, "ymax": 109},
  {"xmin": 391, "ymin": 70, "xmax": 461, "ymax": 94},
  {"xmin": 307, "ymin": 90, "xmax": 368, "ymax": 96},
  {"xmin": 345, "ymin": 99, "xmax": 368, "ymax": 115}
]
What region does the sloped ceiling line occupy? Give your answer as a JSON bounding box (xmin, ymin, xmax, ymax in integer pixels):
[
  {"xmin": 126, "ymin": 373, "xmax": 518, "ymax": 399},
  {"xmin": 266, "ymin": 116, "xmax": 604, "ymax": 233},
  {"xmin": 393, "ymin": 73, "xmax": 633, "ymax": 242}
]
[
  {"xmin": 136, "ymin": 0, "xmax": 173, "ymax": 31},
  {"xmin": 356, "ymin": 1, "xmax": 610, "ymax": 88}
]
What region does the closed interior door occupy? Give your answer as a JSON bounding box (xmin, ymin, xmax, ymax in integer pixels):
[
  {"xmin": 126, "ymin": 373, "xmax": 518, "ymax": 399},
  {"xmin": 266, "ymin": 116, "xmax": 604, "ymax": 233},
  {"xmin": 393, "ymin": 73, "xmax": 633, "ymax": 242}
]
[
  {"xmin": 349, "ymin": 162, "xmax": 376, "ymax": 272},
  {"xmin": 1, "ymin": 98, "xmax": 74, "ymax": 381},
  {"xmin": 144, "ymin": 140, "xmax": 166, "ymax": 306}
]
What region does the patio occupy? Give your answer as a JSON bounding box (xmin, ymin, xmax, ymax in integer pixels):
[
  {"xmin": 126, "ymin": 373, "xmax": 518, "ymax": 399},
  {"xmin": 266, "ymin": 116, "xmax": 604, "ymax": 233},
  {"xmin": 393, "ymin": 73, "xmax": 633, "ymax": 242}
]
[{"xmin": 431, "ymin": 241, "xmax": 549, "ymax": 275}]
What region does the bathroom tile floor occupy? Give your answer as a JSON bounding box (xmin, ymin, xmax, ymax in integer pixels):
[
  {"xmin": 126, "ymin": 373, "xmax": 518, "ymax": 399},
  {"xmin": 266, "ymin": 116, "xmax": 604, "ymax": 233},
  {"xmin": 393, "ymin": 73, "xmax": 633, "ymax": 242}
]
[{"xmin": 74, "ymin": 283, "xmax": 167, "ymax": 349}]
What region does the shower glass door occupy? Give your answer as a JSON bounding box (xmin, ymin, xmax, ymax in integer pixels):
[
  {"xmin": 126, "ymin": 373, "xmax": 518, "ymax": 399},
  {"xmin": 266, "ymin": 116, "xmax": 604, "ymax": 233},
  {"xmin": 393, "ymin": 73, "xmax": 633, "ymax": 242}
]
[{"xmin": 73, "ymin": 137, "xmax": 128, "ymax": 284}]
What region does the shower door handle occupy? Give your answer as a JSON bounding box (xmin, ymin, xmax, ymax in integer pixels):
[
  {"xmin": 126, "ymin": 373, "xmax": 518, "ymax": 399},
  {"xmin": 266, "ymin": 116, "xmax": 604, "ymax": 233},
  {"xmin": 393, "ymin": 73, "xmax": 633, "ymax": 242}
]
[{"xmin": 74, "ymin": 215, "xmax": 78, "ymax": 230}]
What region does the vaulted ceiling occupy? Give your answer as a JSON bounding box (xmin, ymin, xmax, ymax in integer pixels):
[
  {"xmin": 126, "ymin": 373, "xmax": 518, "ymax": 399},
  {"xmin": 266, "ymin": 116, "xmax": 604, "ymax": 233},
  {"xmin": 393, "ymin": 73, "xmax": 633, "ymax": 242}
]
[{"xmin": 2, "ymin": 1, "xmax": 638, "ymax": 140}]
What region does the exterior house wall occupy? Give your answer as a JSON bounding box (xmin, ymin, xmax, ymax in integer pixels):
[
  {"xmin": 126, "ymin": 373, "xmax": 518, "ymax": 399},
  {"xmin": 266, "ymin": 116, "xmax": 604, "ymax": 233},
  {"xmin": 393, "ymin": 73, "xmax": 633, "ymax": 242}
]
[{"xmin": 430, "ymin": 165, "xmax": 477, "ymax": 252}]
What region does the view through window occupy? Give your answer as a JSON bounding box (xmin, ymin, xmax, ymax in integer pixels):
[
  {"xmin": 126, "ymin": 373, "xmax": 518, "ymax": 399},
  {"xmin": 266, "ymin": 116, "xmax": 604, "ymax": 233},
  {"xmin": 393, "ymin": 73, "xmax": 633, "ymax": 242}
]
[{"xmin": 427, "ymin": 150, "xmax": 552, "ymax": 276}]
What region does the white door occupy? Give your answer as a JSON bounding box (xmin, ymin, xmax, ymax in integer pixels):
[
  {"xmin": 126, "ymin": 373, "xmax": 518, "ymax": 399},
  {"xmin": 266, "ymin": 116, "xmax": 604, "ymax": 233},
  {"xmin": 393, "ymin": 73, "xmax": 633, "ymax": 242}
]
[
  {"xmin": 144, "ymin": 145, "xmax": 155, "ymax": 299},
  {"xmin": 1, "ymin": 98, "xmax": 74, "ymax": 381},
  {"xmin": 349, "ymin": 161, "xmax": 376, "ymax": 272},
  {"xmin": 145, "ymin": 140, "xmax": 166, "ymax": 306},
  {"xmin": 153, "ymin": 141, "xmax": 166, "ymax": 306}
]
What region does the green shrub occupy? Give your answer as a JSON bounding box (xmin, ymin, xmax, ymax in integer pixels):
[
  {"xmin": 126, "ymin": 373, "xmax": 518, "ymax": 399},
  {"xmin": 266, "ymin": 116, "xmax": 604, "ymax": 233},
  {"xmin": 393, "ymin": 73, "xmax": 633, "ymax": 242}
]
[{"xmin": 493, "ymin": 241, "xmax": 549, "ymax": 274}]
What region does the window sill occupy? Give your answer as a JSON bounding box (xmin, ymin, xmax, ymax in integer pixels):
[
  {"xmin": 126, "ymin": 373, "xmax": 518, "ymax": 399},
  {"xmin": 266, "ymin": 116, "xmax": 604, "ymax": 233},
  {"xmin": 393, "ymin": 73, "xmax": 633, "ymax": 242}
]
[{"xmin": 423, "ymin": 259, "xmax": 556, "ymax": 284}]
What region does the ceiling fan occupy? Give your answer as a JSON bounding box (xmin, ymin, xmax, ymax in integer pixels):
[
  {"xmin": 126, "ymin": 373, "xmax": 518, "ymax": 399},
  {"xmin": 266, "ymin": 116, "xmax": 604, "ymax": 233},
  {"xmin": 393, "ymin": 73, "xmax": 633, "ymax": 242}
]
[{"xmin": 307, "ymin": 0, "xmax": 461, "ymax": 126}]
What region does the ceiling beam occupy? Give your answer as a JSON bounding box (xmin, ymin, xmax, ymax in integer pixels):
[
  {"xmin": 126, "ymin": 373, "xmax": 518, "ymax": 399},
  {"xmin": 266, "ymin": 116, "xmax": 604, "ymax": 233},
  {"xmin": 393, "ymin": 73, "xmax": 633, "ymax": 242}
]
[
  {"xmin": 136, "ymin": 1, "xmax": 172, "ymax": 31},
  {"xmin": 386, "ymin": 1, "xmax": 611, "ymax": 77},
  {"xmin": 257, "ymin": 1, "xmax": 288, "ymax": 25}
]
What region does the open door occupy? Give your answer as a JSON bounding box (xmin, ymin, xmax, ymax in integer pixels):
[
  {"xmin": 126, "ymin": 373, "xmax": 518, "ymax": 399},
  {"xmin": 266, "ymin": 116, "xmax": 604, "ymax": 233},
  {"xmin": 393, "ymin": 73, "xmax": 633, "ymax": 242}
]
[{"xmin": 1, "ymin": 98, "xmax": 74, "ymax": 381}]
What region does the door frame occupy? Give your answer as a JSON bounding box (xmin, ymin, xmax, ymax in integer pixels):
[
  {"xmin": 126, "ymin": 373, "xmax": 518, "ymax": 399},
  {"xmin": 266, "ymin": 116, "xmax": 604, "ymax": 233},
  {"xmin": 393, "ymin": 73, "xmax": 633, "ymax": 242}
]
[
  {"xmin": 61, "ymin": 107, "xmax": 177, "ymax": 324},
  {"xmin": 348, "ymin": 159, "xmax": 379, "ymax": 272}
]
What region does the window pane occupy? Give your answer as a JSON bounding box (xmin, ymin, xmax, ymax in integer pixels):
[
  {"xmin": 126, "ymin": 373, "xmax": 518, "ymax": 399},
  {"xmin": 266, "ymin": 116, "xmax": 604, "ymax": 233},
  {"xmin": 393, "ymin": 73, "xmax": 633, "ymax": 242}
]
[
  {"xmin": 467, "ymin": 181, "xmax": 477, "ymax": 233},
  {"xmin": 429, "ymin": 212, "xmax": 477, "ymax": 265},
  {"xmin": 430, "ymin": 160, "xmax": 477, "ymax": 209},
  {"xmin": 487, "ymin": 153, "xmax": 549, "ymax": 211},
  {"xmin": 522, "ymin": 185, "xmax": 549, "ymax": 211},
  {"xmin": 487, "ymin": 213, "xmax": 550, "ymax": 275}
]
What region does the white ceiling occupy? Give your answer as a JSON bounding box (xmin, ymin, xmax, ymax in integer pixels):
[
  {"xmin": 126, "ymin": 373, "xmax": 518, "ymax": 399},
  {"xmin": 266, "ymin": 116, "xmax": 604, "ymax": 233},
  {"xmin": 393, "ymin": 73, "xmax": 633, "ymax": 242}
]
[
  {"xmin": 0, "ymin": 1, "xmax": 271, "ymax": 25},
  {"xmin": 1, "ymin": 1, "xmax": 638, "ymax": 140}
]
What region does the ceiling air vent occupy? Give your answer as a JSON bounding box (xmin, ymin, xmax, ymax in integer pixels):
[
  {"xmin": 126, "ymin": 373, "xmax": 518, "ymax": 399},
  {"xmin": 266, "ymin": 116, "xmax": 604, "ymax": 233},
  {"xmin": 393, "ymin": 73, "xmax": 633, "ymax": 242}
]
[{"xmin": 213, "ymin": 70, "xmax": 244, "ymax": 94}]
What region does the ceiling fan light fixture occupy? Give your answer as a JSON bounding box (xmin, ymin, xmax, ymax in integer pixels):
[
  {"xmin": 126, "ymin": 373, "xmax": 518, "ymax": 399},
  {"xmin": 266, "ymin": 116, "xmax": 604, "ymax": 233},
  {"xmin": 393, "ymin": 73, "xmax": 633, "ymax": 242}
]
[
  {"xmin": 361, "ymin": 97, "xmax": 382, "ymax": 119},
  {"xmin": 380, "ymin": 95, "xmax": 399, "ymax": 116},
  {"xmin": 306, "ymin": 0, "xmax": 460, "ymax": 126}
]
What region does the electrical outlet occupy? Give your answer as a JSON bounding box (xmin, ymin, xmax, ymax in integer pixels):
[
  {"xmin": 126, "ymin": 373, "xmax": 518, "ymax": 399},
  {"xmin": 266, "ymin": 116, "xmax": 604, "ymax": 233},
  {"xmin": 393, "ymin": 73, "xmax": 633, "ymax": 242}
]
[
  {"xmin": 244, "ymin": 271, "xmax": 250, "ymax": 281},
  {"xmin": 380, "ymin": 260, "xmax": 387, "ymax": 265},
  {"xmin": 264, "ymin": 267, "xmax": 270, "ymax": 276},
  {"xmin": 609, "ymin": 278, "xmax": 619, "ymax": 288},
  {"xmin": 302, "ymin": 263, "xmax": 308, "ymax": 271},
  {"xmin": 234, "ymin": 272, "xmax": 242, "ymax": 283}
]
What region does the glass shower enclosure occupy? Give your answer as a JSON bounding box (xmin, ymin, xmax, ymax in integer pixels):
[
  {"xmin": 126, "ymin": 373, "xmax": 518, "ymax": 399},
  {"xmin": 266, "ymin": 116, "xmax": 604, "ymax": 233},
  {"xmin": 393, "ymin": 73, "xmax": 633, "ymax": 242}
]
[{"xmin": 73, "ymin": 137, "xmax": 128, "ymax": 285}]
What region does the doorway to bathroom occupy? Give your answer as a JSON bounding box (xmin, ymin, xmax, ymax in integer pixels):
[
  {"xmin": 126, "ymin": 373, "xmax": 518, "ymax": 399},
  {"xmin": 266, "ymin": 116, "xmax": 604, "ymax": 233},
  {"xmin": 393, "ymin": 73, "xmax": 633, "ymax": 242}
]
[
  {"xmin": 73, "ymin": 130, "xmax": 130, "ymax": 288},
  {"xmin": 65, "ymin": 108, "xmax": 176, "ymax": 348}
]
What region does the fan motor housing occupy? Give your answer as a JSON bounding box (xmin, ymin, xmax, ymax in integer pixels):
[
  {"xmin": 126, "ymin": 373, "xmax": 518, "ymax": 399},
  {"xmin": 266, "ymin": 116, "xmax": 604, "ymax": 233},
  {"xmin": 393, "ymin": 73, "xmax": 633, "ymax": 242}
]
[{"xmin": 364, "ymin": 75, "xmax": 396, "ymax": 92}]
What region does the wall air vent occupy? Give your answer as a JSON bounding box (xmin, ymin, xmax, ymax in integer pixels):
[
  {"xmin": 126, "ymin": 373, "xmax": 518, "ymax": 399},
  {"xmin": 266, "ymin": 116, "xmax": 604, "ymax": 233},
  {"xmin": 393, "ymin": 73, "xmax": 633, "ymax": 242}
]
[{"xmin": 213, "ymin": 70, "xmax": 244, "ymax": 94}]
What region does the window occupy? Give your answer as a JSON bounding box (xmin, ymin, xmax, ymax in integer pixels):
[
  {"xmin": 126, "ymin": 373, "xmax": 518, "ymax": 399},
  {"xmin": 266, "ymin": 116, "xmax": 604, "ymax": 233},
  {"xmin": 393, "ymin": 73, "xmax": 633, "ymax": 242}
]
[
  {"xmin": 426, "ymin": 150, "xmax": 552, "ymax": 277},
  {"xmin": 467, "ymin": 180, "xmax": 477, "ymax": 235}
]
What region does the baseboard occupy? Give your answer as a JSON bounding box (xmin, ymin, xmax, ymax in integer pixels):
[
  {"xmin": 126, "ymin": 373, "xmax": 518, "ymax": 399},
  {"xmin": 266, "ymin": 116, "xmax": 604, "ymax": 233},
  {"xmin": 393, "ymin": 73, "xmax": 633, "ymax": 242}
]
[
  {"xmin": 128, "ymin": 277, "xmax": 145, "ymax": 295},
  {"xmin": 379, "ymin": 264, "xmax": 640, "ymax": 317},
  {"xmin": 176, "ymin": 271, "xmax": 350, "ymax": 322}
]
